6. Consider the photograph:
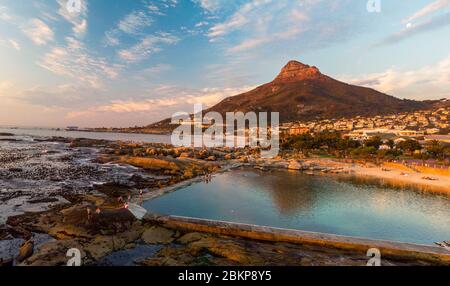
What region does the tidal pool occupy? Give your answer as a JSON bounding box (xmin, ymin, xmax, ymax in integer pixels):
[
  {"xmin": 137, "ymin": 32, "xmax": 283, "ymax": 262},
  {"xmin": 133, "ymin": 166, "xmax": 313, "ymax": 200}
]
[{"xmin": 144, "ymin": 168, "xmax": 450, "ymax": 245}]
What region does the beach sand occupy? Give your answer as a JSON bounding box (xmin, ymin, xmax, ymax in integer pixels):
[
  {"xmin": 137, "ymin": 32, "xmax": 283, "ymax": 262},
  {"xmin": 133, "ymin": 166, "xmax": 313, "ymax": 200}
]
[
  {"xmin": 309, "ymin": 158, "xmax": 450, "ymax": 193},
  {"xmin": 348, "ymin": 165, "xmax": 450, "ymax": 193}
]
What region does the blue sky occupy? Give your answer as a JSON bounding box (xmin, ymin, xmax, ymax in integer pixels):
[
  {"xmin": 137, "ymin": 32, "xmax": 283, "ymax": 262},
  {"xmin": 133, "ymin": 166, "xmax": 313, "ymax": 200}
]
[{"xmin": 0, "ymin": 0, "xmax": 449, "ymax": 127}]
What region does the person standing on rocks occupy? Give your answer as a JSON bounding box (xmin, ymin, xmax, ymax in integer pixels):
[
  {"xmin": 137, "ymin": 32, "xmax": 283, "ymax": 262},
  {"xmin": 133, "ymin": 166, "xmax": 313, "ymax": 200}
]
[
  {"xmin": 139, "ymin": 190, "xmax": 144, "ymax": 205},
  {"xmin": 86, "ymin": 207, "xmax": 92, "ymax": 221}
]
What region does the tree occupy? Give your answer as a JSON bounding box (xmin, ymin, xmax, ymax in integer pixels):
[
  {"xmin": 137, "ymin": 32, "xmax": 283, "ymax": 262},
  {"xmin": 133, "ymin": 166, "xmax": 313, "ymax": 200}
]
[
  {"xmin": 282, "ymin": 133, "xmax": 315, "ymax": 155},
  {"xmin": 425, "ymin": 140, "xmax": 446, "ymax": 160},
  {"xmin": 336, "ymin": 138, "xmax": 361, "ymax": 157},
  {"xmin": 396, "ymin": 139, "xmax": 421, "ymax": 155},
  {"xmin": 350, "ymin": 146, "xmax": 377, "ymax": 158},
  {"xmin": 365, "ymin": 136, "xmax": 383, "ymax": 149},
  {"xmin": 386, "ymin": 139, "xmax": 395, "ymax": 150}
]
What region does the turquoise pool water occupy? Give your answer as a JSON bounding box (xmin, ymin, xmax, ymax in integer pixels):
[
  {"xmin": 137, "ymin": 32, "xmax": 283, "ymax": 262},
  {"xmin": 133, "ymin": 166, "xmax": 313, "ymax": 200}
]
[{"xmin": 144, "ymin": 168, "xmax": 450, "ymax": 245}]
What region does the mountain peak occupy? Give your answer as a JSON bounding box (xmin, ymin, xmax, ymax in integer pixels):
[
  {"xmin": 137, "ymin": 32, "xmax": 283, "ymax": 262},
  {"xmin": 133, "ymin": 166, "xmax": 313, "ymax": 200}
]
[{"xmin": 274, "ymin": 60, "xmax": 322, "ymax": 82}]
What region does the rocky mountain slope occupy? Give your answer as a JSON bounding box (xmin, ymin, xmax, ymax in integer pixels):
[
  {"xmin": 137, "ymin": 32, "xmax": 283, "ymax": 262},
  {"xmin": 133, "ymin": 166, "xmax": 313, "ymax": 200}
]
[{"xmin": 144, "ymin": 60, "xmax": 442, "ymax": 132}]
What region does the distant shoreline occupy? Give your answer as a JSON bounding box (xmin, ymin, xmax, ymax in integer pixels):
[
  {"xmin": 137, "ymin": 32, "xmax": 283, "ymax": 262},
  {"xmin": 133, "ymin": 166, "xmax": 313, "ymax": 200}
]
[{"xmin": 72, "ymin": 128, "xmax": 172, "ymax": 136}]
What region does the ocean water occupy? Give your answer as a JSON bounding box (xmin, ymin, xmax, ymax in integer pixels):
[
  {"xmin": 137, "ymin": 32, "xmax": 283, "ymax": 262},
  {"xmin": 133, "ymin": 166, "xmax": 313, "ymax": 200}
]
[{"xmin": 0, "ymin": 127, "xmax": 172, "ymax": 144}]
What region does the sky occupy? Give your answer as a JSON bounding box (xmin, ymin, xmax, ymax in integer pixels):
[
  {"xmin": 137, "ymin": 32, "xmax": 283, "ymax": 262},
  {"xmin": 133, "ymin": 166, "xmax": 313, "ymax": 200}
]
[{"xmin": 0, "ymin": 0, "xmax": 449, "ymax": 128}]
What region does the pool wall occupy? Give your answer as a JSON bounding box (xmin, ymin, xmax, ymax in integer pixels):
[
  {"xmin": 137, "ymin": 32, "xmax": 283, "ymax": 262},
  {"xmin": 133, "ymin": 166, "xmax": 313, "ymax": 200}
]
[{"xmin": 144, "ymin": 214, "xmax": 450, "ymax": 265}]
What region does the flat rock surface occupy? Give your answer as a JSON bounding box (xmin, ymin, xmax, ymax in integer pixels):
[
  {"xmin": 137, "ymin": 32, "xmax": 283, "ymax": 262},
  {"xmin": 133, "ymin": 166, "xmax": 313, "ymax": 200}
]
[{"xmin": 141, "ymin": 226, "xmax": 177, "ymax": 244}]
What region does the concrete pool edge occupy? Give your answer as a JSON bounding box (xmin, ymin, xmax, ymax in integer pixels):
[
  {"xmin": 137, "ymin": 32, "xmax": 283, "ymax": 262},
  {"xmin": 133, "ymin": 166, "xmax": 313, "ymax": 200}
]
[{"xmin": 143, "ymin": 214, "xmax": 450, "ymax": 265}]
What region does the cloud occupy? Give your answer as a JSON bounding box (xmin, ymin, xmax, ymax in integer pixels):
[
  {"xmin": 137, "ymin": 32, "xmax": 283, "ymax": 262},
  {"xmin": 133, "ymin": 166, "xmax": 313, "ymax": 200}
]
[
  {"xmin": 404, "ymin": 0, "xmax": 450, "ymax": 23},
  {"xmin": 147, "ymin": 3, "xmax": 165, "ymax": 16},
  {"xmin": 73, "ymin": 18, "xmax": 87, "ymax": 35},
  {"xmin": 339, "ymin": 55, "xmax": 450, "ymax": 100},
  {"xmin": 118, "ymin": 10, "xmax": 153, "ymax": 35},
  {"xmin": 158, "ymin": 0, "xmax": 179, "ymax": 9},
  {"xmin": 375, "ymin": 12, "xmax": 450, "ymax": 47},
  {"xmin": 208, "ymin": 0, "xmax": 273, "ymax": 38},
  {"xmin": 66, "ymin": 85, "xmax": 255, "ymax": 120},
  {"xmin": 0, "ymin": 5, "xmax": 12, "ymax": 21},
  {"xmin": 22, "ymin": 18, "xmax": 54, "ymax": 46},
  {"xmin": 228, "ymin": 25, "xmax": 305, "ymax": 53},
  {"xmin": 118, "ymin": 33, "xmax": 180, "ymax": 63},
  {"xmin": 130, "ymin": 64, "xmax": 173, "ymax": 82},
  {"xmin": 207, "ymin": 0, "xmax": 316, "ymax": 54},
  {"xmin": 17, "ymin": 84, "xmax": 95, "ymax": 108},
  {"xmin": 0, "ymin": 38, "xmax": 21, "ymax": 51},
  {"xmin": 140, "ymin": 63, "xmax": 173, "ymax": 74},
  {"xmin": 38, "ymin": 37, "xmax": 121, "ymax": 88},
  {"xmin": 8, "ymin": 39, "xmax": 21, "ymax": 51},
  {"xmin": 195, "ymin": 21, "xmax": 209, "ymax": 27},
  {"xmin": 192, "ymin": 0, "xmax": 225, "ymax": 12},
  {"xmin": 79, "ymin": 98, "xmax": 179, "ymax": 115},
  {"xmin": 104, "ymin": 30, "xmax": 121, "ymax": 46},
  {"xmin": 103, "ymin": 7, "xmax": 158, "ymax": 47},
  {"xmin": 183, "ymin": 86, "xmax": 256, "ymax": 106}
]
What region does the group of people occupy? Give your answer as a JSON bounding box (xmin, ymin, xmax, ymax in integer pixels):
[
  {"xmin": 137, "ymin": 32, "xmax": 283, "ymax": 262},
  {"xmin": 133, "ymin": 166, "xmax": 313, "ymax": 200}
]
[
  {"xmin": 117, "ymin": 191, "xmax": 132, "ymax": 209},
  {"xmin": 86, "ymin": 206, "xmax": 101, "ymax": 221},
  {"xmin": 118, "ymin": 189, "xmax": 145, "ymax": 209},
  {"xmin": 86, "ymin": 189, "xmax": 146, "ymax": 220}
]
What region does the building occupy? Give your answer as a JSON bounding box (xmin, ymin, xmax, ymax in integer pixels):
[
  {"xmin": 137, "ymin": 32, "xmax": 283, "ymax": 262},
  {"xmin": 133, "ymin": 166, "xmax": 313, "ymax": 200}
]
[
  {"xmin": 65, "ymin": 126, "xmax": 79, "ymax": 131},
  {"xmin": 424, "ymin": 135, "xmax": 450, "ymax": 145}
]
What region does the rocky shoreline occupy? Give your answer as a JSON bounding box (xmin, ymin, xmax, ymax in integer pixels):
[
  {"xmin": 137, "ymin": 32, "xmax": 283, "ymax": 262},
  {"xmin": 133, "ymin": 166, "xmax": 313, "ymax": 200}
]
[
  {"xmin": 0, "ymin": 135, "xmax": 255, "ymax": 266},
  {"xmin": 1, "ymin": 135, "xmax": 448, "ymax": 266}
]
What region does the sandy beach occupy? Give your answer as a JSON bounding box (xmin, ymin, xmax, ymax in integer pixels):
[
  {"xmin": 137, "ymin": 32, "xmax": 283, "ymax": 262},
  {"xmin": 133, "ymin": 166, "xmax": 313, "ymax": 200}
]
[
  {"xmin": 303, "ymin": 158, "xmax": 450, "ymax": 193},
  {"xmin": 349, "ymin": 165, "xmax": 450, "ymax": 193}
]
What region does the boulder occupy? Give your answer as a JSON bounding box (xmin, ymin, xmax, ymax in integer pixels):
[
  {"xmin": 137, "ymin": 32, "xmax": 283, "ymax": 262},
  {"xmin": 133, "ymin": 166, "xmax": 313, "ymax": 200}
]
[
  {"xmin": 120, "ymin": 157, "xmax": 180, "ymax": 172},
  {"xmin": 177, "ymin": 232, "xmax": 210, "ymax": 245},
  {"xmin": 16, "ymin": 240, "xmax": 34, "ymax": 263},
  {"xmin": 0, "ymin": 258, "xmax": 13, "ymax": 267},
  {"xmin": 288, "ymin": 161, "xmax": 303, "ymax": 170},
  {"xmin": 141, "ymin": 226, "xmax": 176, "ymax": 244},
  {"xmin": 84, "ymin": 236, "xmax": 126, "ymax": 260},
  {"xmin": 198, "ymin": 150, "xmax": 210, "ymax": 159},
  {"xmin": 189, "ymin": 237, "xmax": 264, "ymax": 265},
  {"xmin": 212, "ymin": 150, "xmax": 227, "ymax": 157},
  {"xmin": 21, "ymin": 240, "xmax": 86, "ymax": 266},
  {"xmin": 179, "ymin": 152, "xmax": 192, "ymax": 158},
  {"xmin": 238, "ymin": 156, "xmax": 249, "ymax": 163}
]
